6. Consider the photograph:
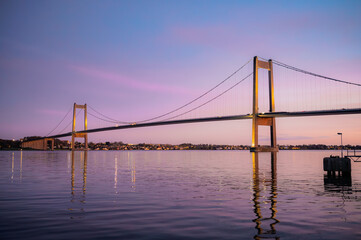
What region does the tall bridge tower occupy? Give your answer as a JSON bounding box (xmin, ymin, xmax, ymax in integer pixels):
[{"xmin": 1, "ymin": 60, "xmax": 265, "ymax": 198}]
[
  {"xmin": 250, "ymin": 56, "xmax": 278, "ymax": 152},
  {"xmin": 71, "ymin": 103, "xmax": 88, "ymax": 150}
]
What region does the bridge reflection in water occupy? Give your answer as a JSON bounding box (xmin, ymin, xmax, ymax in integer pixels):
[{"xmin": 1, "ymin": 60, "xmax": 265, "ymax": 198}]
[
  {"xmin": 69, "ymin": 151, "xmax": 280, "ymax": 237},
  {"xmin": 68, "ymin": 151, "xmax": 137, "ymax": 211},
  {"xmin": 69, "ymin": 151, "xmax": 87, "ymax": 218},
  {"xmin": 252, "ymin": 152, "xmax": 280, "ymax": 240}
]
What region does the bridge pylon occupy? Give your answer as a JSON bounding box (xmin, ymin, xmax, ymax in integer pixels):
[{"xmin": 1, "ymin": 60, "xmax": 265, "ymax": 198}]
[
  {"xmin": 71, "ymin": 103, "xmax": 88, "ymax": 150},
  {"xmin": 250, "ymin": 56, "xmax": 279, "ymax": 152}
]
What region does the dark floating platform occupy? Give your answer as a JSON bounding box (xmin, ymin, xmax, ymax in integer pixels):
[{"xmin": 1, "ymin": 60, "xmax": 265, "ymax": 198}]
[{"xmin": 323, "ymin": 156, "xmax": 351, "ymax": 174}]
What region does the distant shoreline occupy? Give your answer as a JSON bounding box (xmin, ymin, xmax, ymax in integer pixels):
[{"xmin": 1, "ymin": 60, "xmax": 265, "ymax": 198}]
[
  {"xmin": 0, "ymin": 148, "xmax": 356, "ymax": 152},
  {"xmin": 2, "ymin": 138, "xmax": 360, "ymax": 151}
]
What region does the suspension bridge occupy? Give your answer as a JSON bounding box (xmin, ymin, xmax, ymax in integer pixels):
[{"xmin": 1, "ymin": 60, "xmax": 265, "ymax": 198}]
[{"xmin": 22, "ymin": 56, "xmax": 361, "ymax": 152}]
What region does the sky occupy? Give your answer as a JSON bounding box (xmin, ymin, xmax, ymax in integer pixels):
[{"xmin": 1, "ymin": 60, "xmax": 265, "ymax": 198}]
[{"xmin": 0, "ymin": 0, "xmax": 360, "ymax": 145}]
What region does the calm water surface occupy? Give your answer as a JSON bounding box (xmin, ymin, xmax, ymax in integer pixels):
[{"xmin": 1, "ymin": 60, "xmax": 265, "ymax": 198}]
[{"xmin": 0, "ymin": 150, "xmax": 361, "ymax": 239}]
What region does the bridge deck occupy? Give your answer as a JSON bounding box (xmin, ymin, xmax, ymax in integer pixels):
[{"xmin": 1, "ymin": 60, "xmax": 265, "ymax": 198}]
[{"xmin": 48, "ymin": 108, "xmax": 361, "ymax": 139}]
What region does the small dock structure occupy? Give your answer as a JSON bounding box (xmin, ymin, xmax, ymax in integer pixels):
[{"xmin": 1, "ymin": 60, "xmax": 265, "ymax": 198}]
[
  {"xmin": 346, "ymin": 149, "xmax": 361, "ymax": 162},
  {"xmin": 323, "ymin": 156, "xmax": 351, "ymax": 175}
]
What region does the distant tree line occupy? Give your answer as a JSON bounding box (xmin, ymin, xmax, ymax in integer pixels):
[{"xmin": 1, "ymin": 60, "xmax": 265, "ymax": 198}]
[{"xmin": 1, "ymin": 137, "xmax": 361, "ymax": 150}]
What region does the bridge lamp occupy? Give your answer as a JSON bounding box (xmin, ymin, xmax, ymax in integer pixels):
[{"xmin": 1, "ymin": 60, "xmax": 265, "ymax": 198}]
[{"xmin": 337, "ymin": 132, "xmax": 343, "ymax": 158}]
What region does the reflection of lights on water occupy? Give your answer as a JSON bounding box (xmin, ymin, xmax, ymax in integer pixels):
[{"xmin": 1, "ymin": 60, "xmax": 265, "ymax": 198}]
[
  {"xmin": 20, "ymin": 150, "xmax": 23, "ymax": 181},
  {"xmin": 83, "ymin": 151, "xmax": 87, "ymax": 194},
  {"xmin": 132, "ymin": 169, "xmax": 136, "ymax": 185},
  {"xmin": 11, "ymin": 152, "xmax": 14, "ymax": 181},
  {"xmin": 67, "ymin": 152, "xmax": 71, "ymax": 172},
  {"xmin": 131, "ymin": 163, "xmax": 136, "ymax": 185},
  {"xmin": 71, "ymin": 151, "xmax": 75, "ymax": 196},
  {"xmin": 114, "ymin": 155, "xmax": 118, "ymax": 189},
  {"xmin": 128, "ymin": 152, "xmax": 136, "ymax": 190}
]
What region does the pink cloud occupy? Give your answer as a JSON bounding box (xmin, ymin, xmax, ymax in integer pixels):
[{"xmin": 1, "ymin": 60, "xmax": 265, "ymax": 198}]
[{"xmin": 70, "ymin": 65, "xmax": 197, "ymax": 96}]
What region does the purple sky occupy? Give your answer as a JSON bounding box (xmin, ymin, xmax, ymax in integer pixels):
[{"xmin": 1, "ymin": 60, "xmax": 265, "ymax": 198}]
[{"xmin": 1, "ymin": 0, "xmax": 360, "ymax": 145}]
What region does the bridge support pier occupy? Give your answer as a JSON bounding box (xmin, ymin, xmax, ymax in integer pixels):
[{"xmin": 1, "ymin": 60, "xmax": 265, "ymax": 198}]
[
  {"xmin": 250, "ymin": 56, "xmax": 278, "ymax": 152},
  {"xmin": 71, "ymin": 103, "xmax": 88, "ymax": 150}
]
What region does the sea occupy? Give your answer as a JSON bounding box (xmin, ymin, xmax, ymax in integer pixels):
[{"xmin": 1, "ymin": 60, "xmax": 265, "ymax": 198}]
[{"xmin": 0, "ymin": 150, "xmax": 360, "ymax": 239}]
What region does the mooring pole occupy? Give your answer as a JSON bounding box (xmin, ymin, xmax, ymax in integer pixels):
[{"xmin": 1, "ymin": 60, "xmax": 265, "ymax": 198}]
[
  {"xmin": 338, "ymin": 132, "xmax": 343, "ymax": 158},
  {"xmin": 341, "ymin": 134, "xmax": 343, "ymax": 158}
]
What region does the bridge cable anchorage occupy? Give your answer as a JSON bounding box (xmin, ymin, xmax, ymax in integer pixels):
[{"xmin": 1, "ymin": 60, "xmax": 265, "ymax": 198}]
[
  {"xmin": 272, "ymin": 59, "xmax": 361, "ymax": 87},
  {"xmin": 162, "ymin": 72, "xmax": 253, "ymax": 121},
  {"xmin": 46, "ymin": 106, "xmax": 73, "ymax": 136},
  {"xmin": 88, "ymin": 105, "xmax": 131, "ymax": 124},
  {"xmin": 57, "ymin": 109, "xmax": 83, "ymax": 134},
  {"xmin": 86, "ymin": 58, "xmax": 252, "ymax": 125}
]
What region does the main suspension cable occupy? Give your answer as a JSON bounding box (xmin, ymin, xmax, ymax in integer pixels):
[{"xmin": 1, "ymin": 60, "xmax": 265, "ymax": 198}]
[
  {"xmin": 137, "ymin": 58, "xmax": 252, "ymax": 123},
  {"xmin": 88, "ymin": 105, "xmax": 130, "ymax": 124},
  {"xmin": 162, "ymin": 72, "xmax": 253, "ymax": 121},
  {"xmin": 57, "ymin": 109, "xmax": 83, "ymax": 134},
  {"xmin": 87, "ymin": 58, "xmax": 252, "ymax": 125},
  {"xmin": 46, "ymin": 106, "xmax": 73, "ymax": 136},
  {"xmin": 273, "ymin": 59, "xmax": 361, "ymax": 87},
  {"xmin": 87, "ymin": 111, "xmax": 126, "ymax": 124}
]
